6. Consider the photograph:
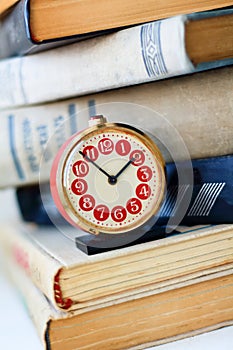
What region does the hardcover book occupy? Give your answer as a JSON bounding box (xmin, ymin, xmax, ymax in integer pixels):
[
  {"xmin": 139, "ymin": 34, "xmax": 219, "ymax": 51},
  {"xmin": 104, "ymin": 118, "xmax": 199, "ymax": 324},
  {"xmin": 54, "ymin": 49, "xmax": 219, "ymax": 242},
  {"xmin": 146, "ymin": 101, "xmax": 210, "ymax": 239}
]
[
  {"xmin": 0, "ymin": 0, "xmax": 232, "ymax": 58},
  {"xmin": 0, "ymin": 66, "xmax": 233, "ymax": 188},
  {"xmin": 0, "ymin": 221, "xmax": 233, "ymax": 312},
  {"xmin": 0, "ymin": 9, "xmax": 233, "ymax": 107}
]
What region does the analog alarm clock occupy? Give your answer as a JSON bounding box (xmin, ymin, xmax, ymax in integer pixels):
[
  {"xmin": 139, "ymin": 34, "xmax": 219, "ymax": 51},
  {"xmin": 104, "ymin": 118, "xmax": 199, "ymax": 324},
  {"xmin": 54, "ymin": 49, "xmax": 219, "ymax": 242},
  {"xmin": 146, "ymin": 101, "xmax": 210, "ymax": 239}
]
[{"xmin": 50, "ymin": 115, "xmax": 166, "ymax": 235}]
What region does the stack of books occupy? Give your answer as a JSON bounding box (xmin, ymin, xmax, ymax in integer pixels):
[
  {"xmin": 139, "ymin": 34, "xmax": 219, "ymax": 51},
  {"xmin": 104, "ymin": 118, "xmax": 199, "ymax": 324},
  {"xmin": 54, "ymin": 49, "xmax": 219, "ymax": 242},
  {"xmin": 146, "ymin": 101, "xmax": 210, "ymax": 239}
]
[
  {"xmin": 0, "ymin": 0, "xmax": 233, "ymax": 349},
  {"xmin": 0, "ymin": 1, "xmax": 233, "ymax": 188}
]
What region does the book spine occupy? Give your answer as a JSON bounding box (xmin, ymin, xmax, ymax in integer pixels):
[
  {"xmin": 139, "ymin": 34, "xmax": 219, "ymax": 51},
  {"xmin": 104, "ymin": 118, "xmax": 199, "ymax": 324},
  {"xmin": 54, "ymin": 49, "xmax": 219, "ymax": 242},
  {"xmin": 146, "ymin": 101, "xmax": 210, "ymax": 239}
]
[
  {"xmin": 0, "ymin": 66, "xmax": 233, "ymax": 188},
  {"xmin": 0, "ymin": 0, "xmax": 91, "ymax": 59},
  {"xmin": 0, "ymin": 222, "xmax": 72, "ymax": 310},
  {"xmin": 0, "ymin": 15, "xmax": 194, "ymax": 109},
  {"xmin": 0, "ymin": 0, "xmax": 29, "ymax": 58}
]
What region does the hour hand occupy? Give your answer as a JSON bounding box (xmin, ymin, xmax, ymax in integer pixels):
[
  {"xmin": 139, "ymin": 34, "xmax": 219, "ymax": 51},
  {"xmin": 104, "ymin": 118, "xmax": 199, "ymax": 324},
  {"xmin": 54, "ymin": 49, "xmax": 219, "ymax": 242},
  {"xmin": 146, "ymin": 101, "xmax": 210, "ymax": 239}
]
[{"xmin": 79, "ymin": 151, "xmax": 112, "ymax": 179}]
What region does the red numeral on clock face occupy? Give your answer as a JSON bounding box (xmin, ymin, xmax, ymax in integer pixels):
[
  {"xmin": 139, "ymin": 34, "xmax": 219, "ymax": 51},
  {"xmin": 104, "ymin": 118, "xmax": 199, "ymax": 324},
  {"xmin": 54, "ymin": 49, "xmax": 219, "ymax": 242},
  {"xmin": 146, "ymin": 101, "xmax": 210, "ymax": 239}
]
[
  {"xmin": 136, "ymin": 184, "xmax": 151, "ymax": 200},
  {"xmin": 94, "ymin": 205, "xmax": 110, "ymax": 221},
  {"xmin": 79, "ymin": 195, "xmax": 95, "ymax": 211},
  {"xmin": 71, "ymin": 179, "xmax": 88, "ymax": 195},
  {"xmin": 115, "ymin": 140, "xmax": 131, "ymax": 156},
  {"xmin": 111, "ymin": 206, "xmax": 127, "ymax": 222},
  {"xmin": 98, "ymin": 138, "xmax": 114, "ymax": 155},
  {"xmin": 137, "ymin": 166, "xmax": 153, "ymax": 182},
  {"xmin": 72, "ymin": 160, "xmax": 89, "ymax": 177},
  {"xmin": 130, "ymin": 150, "xmax": 145, "ymax": 166},
  {"xmin": 83, "ymin": 146, "xmax": 99, "ymax": 161},
  {"xmin": 126, "ymin": 198, "xmax": 142, "ymax": 215}
]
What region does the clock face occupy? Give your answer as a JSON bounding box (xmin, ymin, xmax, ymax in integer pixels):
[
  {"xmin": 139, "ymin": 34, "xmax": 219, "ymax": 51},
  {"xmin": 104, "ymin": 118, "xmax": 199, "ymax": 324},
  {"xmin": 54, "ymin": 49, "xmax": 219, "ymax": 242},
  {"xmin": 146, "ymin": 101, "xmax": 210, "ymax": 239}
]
[{"xmin": 55, "ymin": 123, "xmax": 165, "ymax": 234}]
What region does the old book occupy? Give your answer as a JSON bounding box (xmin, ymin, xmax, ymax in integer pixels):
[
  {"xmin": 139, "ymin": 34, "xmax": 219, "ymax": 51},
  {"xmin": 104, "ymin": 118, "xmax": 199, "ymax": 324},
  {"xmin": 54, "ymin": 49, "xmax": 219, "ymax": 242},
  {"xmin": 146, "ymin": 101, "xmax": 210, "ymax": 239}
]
[
  {"xmin": 1, "ymin": 234, "xmax": 233, "ymax": 350},
  {"xmin": 14, "ymin": 152, "xmax": 233, "ymax": 229},
  {"xmin": 1, "ymin": 8, "xmax": 233, "ymax": 107},
  {"xmin": 0, "ymin": 0, "xmax": 98, "ymax": 58},
  {"xmin": 1, "ymin": 1, "xmax": 233, "ymax": 59},
  {"xmin": 0, "ymin": 220, "xmax": 233, "ymax": 312},
  {"xmin": 1, "ymin": 0, "xmax": 232, "ymax": 43},
  {"xmin": 0, "ymin": 66, "xmax": 233, "ymax": 188}
]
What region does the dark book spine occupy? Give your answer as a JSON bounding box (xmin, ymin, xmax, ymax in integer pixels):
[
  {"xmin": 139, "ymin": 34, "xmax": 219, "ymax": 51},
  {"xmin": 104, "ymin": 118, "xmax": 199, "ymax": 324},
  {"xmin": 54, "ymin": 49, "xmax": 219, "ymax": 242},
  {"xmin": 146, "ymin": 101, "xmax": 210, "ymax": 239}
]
[
  {"xmin": 16, "ymin": 154, "xmax": 233, "ymax": 225},
  {"xmin": 0, "ymin": 0, "xmax": 30, "ymax": 58}
]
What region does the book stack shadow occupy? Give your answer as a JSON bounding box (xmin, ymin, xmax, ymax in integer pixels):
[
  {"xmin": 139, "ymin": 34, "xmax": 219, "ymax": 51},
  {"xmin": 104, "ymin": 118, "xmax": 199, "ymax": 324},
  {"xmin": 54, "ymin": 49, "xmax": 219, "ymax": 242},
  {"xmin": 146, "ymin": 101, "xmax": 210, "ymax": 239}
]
[{"xmin": 0, "ymin": 1, "xmax": 233, "ymax": 349}]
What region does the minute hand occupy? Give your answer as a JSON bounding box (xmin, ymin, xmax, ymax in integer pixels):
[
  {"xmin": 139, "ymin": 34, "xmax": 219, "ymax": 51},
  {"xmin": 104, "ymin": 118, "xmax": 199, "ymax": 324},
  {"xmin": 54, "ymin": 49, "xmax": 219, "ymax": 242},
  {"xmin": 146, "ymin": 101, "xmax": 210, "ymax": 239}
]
[
  {"xmin": 114, "ymin": 157, "xmax": 135, "ymax": 179},
  {"xmin": 79, "ymin": 151, "xmax": 112, "ymax": 179}
]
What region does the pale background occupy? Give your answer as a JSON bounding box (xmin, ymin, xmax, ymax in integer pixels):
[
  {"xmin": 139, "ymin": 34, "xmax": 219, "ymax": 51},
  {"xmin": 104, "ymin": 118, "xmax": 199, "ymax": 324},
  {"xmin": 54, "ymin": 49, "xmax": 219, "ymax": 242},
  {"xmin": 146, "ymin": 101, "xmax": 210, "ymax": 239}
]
[{"xmin": 0, "ymin": 189, "xmax": 232, "ymax": 349}]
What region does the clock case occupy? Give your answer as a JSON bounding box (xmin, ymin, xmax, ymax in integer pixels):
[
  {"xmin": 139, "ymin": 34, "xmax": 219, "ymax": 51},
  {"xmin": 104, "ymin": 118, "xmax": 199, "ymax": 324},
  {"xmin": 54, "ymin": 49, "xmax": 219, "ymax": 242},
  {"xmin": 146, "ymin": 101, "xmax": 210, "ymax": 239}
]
[{"xmin": 50, "ymin": 120, "xmax": 167, "ymax": 248}]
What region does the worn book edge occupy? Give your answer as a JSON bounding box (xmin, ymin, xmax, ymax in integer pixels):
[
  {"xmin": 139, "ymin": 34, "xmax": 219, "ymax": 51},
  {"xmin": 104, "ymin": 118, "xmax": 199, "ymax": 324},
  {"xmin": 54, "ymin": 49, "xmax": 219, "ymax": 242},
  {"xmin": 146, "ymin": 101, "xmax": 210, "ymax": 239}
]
[{"xmin": 0, "ymin": 220, "xmax": 233, "ymax": 311}]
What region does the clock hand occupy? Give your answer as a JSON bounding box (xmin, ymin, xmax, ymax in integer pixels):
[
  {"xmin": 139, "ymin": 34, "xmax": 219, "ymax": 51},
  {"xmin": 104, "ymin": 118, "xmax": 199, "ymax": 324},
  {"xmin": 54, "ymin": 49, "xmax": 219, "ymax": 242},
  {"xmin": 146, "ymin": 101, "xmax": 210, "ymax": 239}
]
[
  {"xmin": 114, "ymin": 157, "xmax": 135, "ymax": 179},
  {"xmin": 79, "ymin": 151, "xmax": 113, "ymax": 180}
]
